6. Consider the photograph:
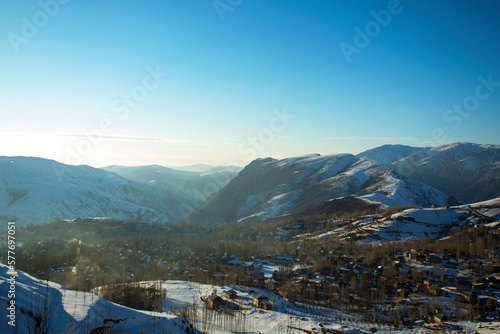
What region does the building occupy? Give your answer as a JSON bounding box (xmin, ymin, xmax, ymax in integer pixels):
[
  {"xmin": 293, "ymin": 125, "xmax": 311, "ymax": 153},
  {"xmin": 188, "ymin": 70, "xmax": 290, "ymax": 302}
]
[
  {"xmin": 207, "ymin": 294, "xmax": 224, "ymax": 309},
  {"xmin": 225, "ymin": 289, "xmax": 237, "ymax": 299},
  {"xmin": 251, "ymin": 292, "xmax": 272, "ymax": 310}
]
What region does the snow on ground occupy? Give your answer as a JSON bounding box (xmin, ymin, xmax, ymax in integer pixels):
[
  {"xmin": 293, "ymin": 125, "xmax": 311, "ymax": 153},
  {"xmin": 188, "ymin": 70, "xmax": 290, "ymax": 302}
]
[
  {"xmin": 469, "ymin": 197, "xmax": 500, "ymax": 219},
  {"xmin": 158, "ymin": 280, "xmax": 374, "ymax": 334},
  {"xmin": 159, "ymin": 281, "xmax": 499, "ymax": 334},
  {"xmin": 326, "ymin": 207, "xmax": 464, "ymax": 242},
  {"xmin": 259, "ymin": 263, "xmax": 281, "ymax": 278},
  {"xmin": 361, "ymin": 192, "xmax": 412, "ymax": 207},
  {"xmin": 0, "ymin": 263, "xmax": 196, "ymax": 334},
  {"xmin": 374, "ymin": 208, "xmax": 465, "ymax": 240}
]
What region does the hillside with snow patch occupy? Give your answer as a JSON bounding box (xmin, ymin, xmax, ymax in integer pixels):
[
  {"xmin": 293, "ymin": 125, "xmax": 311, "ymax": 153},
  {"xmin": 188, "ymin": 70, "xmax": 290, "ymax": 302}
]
[
  {"xmin": 315, "ymin": 197, "xmax": 500, "ymax": 242},
  {"xmin": 192, "ymin": 154, "xmax": 459, "ymax": 224},
  {"xmin": 358, "ymin": 142, "xmax": 500, "ymax": 203}
]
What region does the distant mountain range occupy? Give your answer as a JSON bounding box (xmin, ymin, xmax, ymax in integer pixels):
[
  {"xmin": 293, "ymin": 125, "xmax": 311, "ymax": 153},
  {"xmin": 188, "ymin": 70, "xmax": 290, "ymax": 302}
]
[
  {"xmin": 1, "ymin": 142, "xmax": 499, "ymax": 225},
  {"xmin": 102, "ymin": 164, "xmax": 242, "ymax": 210}
]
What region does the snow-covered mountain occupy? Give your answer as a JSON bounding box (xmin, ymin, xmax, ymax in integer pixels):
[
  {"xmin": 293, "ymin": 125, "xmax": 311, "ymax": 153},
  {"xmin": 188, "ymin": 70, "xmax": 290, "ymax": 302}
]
[
  {"xmin": 0, "ymin": 263, "xmax": 197, "ymax": 333},
  {"xmin": 357, "ymin": 142, "xmax": 500, "ymax": 203},
  {"xmin": 3, "ymin": 142, "xmax": 497, "ymax": 226},
  {"xmin": 166, "ymin": 164, "xmax": 242, "ymax": 173},
  {"xmin": 191, "ymin": 153, "xmax": 459, "ymax": 224},
  {"xmin": 357, "ymin": 144, "xmax": 430, "ymax": 166},
  {"xmin": 102, "ymin": 164, "xmax": 241, "ymax": 208},
  {"xmin": 0, "ymin": 157, "xmax": 193, "ymax": 225}
]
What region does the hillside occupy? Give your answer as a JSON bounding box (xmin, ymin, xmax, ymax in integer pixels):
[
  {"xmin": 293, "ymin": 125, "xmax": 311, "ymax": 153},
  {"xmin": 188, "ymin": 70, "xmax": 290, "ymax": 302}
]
[
  {"xmin": 192, "ymin": 153, "xmax": 459, "ymax": 224},
  {"xmin": 313, "ymin": 197, "xmax": 500, "ymax": 242},
  {"xmin": 0, "ymin": 263, "xmax": 197, "ymax": 333},
  {"xmin": 0, "ymin": 157, "xmax": 192, "ymax": 225},
  {"xmin": 358, "ymin": 142, "xmax": 500, "ymax": 203}
]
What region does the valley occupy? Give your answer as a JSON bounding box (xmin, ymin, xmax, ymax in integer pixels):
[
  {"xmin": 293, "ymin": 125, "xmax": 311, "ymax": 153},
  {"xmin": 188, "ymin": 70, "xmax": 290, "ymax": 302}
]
[{"xmin": 1, "ymin": 198, "xmax": 499, "ymax": 333}]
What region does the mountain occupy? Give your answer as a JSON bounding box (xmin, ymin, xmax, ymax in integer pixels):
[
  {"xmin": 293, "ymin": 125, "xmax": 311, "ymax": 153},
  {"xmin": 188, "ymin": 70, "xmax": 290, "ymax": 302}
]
[
  {"xmin": 102, "ymin": 164, "xmax": 241, "ymax": 210},
  {"xmin": 191, "ymin": 153, "xmax": 459, "ymax": 224},
  {"xmin": 168, "ymin": 164, "xmax": 215, "ymax": 173},
  {"xmin": 0, "ymin": 157, "xmax": 193, "ymax": 225},
  {"xmin": 356, "ymin": 144, "xmax": 430, "ymax": 166},
  {"xmin": 3, "ymin": 142, "xmax": 497, "ymax": 226},
  {"xmin": 0, "ymin": 264, "xmax": 197, "ymax": 333},
  {"xmin": 167, "ymin": 164, "xmax": 243, "ymax": 173},
  {"xmin": 357, "ymin": 142, "xmax": 500, "ymax": 203}
]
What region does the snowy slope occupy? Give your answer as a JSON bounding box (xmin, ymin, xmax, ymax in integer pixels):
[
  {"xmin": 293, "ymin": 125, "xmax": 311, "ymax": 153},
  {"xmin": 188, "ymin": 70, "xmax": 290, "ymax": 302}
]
[
  {"xmin": 358, "ymin": 142, "xmax": 500, "ymax": 203},
  {"xmin": 109, "ymin": 280, "xmax": 498, "ymax": 334},
  {"xmin": 0, "ymin": 263, "xmax": 197, "ymax": 333},
  {"xmin": 193, "ymin": 154, "xmax": 458, "ymax": 224},
  {"xmin": 318, "ymin": 197, "xmax": 500, "ymax": 242},
  {"xmin": 0, "ymin": 157, "xmax": 194, "ymax": 225},
  {"xmin": 117, "ymin": 280, "xmax": 372, "ymax": 334},
  {"xmin": 356, "ymin": 144, "xmax": 431, "ymax": 166}
]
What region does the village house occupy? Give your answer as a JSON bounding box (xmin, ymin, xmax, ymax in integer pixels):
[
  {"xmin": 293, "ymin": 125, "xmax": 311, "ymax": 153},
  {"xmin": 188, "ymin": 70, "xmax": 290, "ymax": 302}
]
[
  {"xmin": 251, "ymin": 292, "xmax": 272, "ymax": 310},
  {"xmin": 207, "ymin": 294, "xmax": 224, "ymax": 309},
  {"xmin": 224, "ymin": 289, "xmax": 237, "ymax": 299}
]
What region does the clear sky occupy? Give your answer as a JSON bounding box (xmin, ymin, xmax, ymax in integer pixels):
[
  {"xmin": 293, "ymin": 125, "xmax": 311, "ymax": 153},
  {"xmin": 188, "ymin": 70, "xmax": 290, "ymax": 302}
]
[{"xmin": 1, "ymin": 0, "xmax": 499, "ymax": 167}]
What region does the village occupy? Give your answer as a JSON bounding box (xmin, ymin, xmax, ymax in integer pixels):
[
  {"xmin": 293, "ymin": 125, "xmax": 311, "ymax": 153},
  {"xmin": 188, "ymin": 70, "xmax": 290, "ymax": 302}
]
[
  {"xmin": 2, "ymin": 215, "xmax": 500, "ymax": 330},
  {"xmin": 196, "ymin": 223, "xmax": 500, "ymax": 327}
]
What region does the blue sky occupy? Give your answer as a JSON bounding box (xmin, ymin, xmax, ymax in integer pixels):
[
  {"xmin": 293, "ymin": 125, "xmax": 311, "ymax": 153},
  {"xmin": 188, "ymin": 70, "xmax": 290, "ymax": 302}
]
[{"xmin": 1, "ymin": 0, "xmax": 499, "ymax": 167}]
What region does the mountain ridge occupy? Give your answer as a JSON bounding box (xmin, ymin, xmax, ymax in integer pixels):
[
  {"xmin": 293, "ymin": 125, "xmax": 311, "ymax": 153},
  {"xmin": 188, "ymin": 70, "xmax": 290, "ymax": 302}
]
[
  {"xmin": 357, "ymin": 142, "xmax": 500, "ymax": 202},
  {"xmin": 190, "ymin": 153, "xmax": 459, "ymax": 224},
  {"xmin": 1, "ymin": 141, "xmax": 498, "ymax": 226}
]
